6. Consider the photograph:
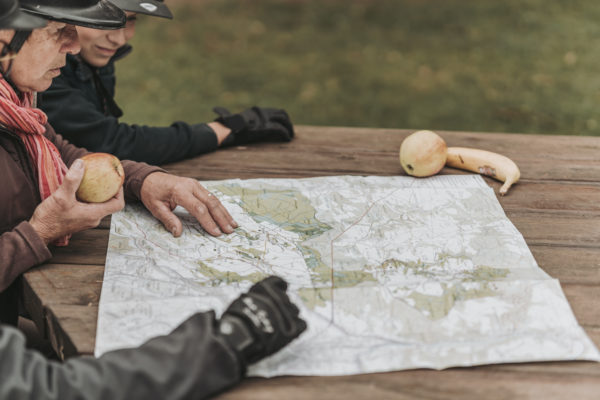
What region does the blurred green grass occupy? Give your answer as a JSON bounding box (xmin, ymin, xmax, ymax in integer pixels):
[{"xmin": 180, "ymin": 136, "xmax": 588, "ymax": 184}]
[{"xmin": 116, "ymin": 0, "xmax": 600, "ymax": 136}]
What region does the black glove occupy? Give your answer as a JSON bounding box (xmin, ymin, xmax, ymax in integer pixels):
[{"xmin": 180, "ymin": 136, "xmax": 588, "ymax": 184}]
[
  {"xmin": 217, "ymin": 276, "xmax": 307, "ymax": 367},
  {"xmin": 213, "ymin": 106, "xmax": 295, "ymax": 146}
]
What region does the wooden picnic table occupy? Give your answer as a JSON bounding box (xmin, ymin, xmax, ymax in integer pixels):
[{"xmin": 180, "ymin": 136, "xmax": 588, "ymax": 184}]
[{"xmin": 21, "ymin": 126, "xmax": 600, "ymax": 399}]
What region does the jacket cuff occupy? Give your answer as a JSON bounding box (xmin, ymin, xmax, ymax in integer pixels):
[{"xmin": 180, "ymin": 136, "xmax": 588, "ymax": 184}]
[
  {"xmin": 121, "ymin": 161, "xmax": 165, "ymax": 202},
  {"xmin": 0, "ymin": 222, "xmax": 52, "ymax": 292},
  {"xmin": 190, "ymin": 123, "xmax": 219, "ymax": 154},
  {"xmin": 15, "ymin": 222, "xmax": 52, "ymax": 266}
]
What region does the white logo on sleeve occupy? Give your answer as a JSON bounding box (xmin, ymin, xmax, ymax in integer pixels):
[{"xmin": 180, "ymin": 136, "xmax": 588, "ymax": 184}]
[{"xmin": 140, "ymin": 3, "xmax": 158, "ymax": 12}]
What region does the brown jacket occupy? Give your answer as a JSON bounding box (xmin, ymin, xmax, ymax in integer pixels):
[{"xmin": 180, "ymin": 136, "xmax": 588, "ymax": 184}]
[{"xmin": 0, "ymin": 123, "xmax": 162, "ymax": 323}]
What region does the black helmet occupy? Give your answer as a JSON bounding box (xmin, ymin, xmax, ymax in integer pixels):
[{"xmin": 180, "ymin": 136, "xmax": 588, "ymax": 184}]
[
  {"xmin": 19, "ymin": 0, "xmax": 126, "ymax": 29},
  {"xmin": 110, "ymin": 0, "xmax": 172, "ymax": 19},
  {"xmin": 3, "ymin": 1, "xmax": 125, "ymax": 65},
  {"xmin": 0, "ymin": 0, "xmax": 46, "ymax": 29}
]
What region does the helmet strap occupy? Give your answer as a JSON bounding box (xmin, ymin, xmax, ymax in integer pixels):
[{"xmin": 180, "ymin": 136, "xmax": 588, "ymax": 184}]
[
  {"xmin": 8, "ymin": 30, "xmax": 31, "ymax": 55},
  {"xmin": 0, "ymin": 30, "xmax": 32, "ymax": 96}
]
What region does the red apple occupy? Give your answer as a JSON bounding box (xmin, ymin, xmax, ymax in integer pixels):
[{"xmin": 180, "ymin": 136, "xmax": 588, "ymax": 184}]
[{"xmin": 76, "ymin": 153, "xmax": 125, "ymax": 203}]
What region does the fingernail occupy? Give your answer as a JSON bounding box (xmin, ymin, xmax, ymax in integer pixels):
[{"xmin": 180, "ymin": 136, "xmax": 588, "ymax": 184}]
[
  {"xmin": 232, "ymin": 220, "xmax": 239, "ymax": 228},
  {"xmin": 226, "ymin": 224, "xmax": 234, "ymax": 233},
  {"xmin": 213, "ymin": 227, "xmax": 222, "ymax": 236},
  {"xmin": 171, "ymin": 226, "xmax": 177, "ymax": 235},
  {"xmin": 72, "ymin": 159, "xmax": 83, "ymax": 169}
]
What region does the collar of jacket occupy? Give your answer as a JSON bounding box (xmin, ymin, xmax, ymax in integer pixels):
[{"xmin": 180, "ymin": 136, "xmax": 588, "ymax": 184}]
[{"xmin": 70, "ymin": 44, "xmax": 134, "ymax": 82}]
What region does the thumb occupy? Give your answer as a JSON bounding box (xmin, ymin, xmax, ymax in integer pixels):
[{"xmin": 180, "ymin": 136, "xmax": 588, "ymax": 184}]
[{"xmin": 60, "ymin": 159, "xmax": 85, "ymax": 196}]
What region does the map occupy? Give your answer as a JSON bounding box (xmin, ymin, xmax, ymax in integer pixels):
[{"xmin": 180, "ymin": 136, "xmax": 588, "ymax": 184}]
[{"xmin": 96, "ymin": 175, "xmax": 600, "ymax": 376}]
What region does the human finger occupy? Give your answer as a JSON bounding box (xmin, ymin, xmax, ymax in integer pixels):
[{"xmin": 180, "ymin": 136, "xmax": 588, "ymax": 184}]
[
  {"xmin": 99, "ymin": 187, "xmax": 125, "ymax": 214},
  {"xmin": 59, "ymin": 159, "xmax": 85, "ymax": 196},
  {"xmin": 179, "ymin": 184, "xmax": 237, "ymax": 235},
  {"xmin": 147, "ymin": 200, "xmax": 184, "ymax": 237},
  {"xmin": 178, "ymin": 192, "xmax": 222, "ymax": 237},
  {"xmin": 193, "ymin": 184, "xmax": 238, "ymax": 231},
  {"xmin": 77, "ymin": 187, "xmax": 124, "ymax": 227}
]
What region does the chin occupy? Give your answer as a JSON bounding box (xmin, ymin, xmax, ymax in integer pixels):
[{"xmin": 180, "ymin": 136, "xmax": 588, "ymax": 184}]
[
  {"xmin": 27, "ymin": 80, "xmax": 52, "ymax": 93},
  {"xmin": 89, "ymin": 56, "xmax": 111, "ymax": 68},
  {"xmin": 11, "ymin": 73, "xmax": 53, "ymax": 94}
]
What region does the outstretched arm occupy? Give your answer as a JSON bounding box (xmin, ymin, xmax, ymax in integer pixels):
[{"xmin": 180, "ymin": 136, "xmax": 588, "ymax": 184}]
[
  {"xmin": 0, "ymin": 312, "xmax": 243, "ymax": 400},
  {"xmin": 41, "ymin": 77, "xmax": 220, "ymax": 165},
  {"xmin": 0, "ymin": 275, "xmax": 306, "ymax": 400}
]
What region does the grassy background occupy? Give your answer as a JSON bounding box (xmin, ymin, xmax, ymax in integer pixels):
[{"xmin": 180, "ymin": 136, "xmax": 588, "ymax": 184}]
[{"xmin": 116, "ymin": 0, "xmax": 600, "ymax": 136}]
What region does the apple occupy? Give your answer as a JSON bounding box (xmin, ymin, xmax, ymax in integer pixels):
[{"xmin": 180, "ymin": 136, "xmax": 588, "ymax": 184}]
[
  {"xmin": 76, "ymin": 153, "xmax": 125, "ymax": 203},
  {"xmin": 399, "ymin": 130, "xmax": 447, "ymax": 177}
]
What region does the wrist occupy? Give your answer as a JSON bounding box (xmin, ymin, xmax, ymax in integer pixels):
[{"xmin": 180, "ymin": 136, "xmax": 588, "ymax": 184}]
[
  {"xmin": 208, "ymin": 122, "xmax": 232, "ymax": 146},
  {"xmin": 28, "ymin": 217, "xmax": 54, "ymax": 245},
  {"xmin": 218, "ymin": 314, "xmax": 258, "ymax": 366}
]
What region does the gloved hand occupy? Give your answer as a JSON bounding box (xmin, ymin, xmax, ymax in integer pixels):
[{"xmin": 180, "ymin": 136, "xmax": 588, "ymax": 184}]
[
  {"xmin": 213, "ymin": 106, "xmax": 295, "ymax": 146},
  {"xmin": 217, "ymin": 276, "xmax": 307, "ymax": 367}
]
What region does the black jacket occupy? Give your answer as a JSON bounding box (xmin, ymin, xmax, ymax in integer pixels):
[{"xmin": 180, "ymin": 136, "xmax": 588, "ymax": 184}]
[
  {"xmin": 0, "ymin": 312, "xmax": 243, "ymax": 399},
  {"xmin": 40, "ymin": 48, "xmax": 219, "ymax": 165}
]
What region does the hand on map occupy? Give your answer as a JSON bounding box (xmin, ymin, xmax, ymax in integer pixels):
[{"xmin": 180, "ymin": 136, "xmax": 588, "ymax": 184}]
[
  {"xmin": 29, "ymin": 159, "xmax": 125, "ymax": 245},
  {"xmin": 139, "ymin": 172, "xmax": 238, "ymax": 237},
  {"xmin": 218, "ymin": 276, "xmax": 307, "ymax": 366}
]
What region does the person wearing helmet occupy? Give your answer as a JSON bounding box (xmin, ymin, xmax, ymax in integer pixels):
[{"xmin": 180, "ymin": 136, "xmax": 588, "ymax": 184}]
[
  {"xmin": 0, "ymin": 3, "xmax": 305, "ymax": 398},
  {"xmin": 39, "ymin": 0, "xmax": 295, "ymax": 166},
  {"xmin": 0, "ymin": 0, "xmax": 244, "ymax": 326},
  {"xmin": 0, "ymin": 0, "xmax": 125, "ymax": 326},
  {"xmin": 0, "ymin": 0, "xmax": 237, "ymax": 327}
]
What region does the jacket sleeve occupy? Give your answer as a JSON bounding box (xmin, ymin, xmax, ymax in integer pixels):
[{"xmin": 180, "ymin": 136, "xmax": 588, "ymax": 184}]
[
  {"xmin": 45, "ymin": 124, "xmax": 165, "ymax": 202},
  {"xmin": 0, "ymin": 222, "xmax": 51, "ymax": 292},
  {"xmin": 41, "ymin": 77, "xmax": 219, "ymax": 165},
  {"xmin": 0, "ymin": 312, "xmax": 244, "ymax": 400}
]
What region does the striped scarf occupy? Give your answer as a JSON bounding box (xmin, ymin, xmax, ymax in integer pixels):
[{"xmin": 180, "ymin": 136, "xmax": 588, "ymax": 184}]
[{"xmin": 0, "ymin": 79, "xmax": 69, "ymax": 246}]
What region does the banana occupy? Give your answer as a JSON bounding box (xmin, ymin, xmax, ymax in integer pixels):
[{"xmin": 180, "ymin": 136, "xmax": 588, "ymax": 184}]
[{"xmin": 445, "ymin": 147, "xmax": 520, "ymax": 196}]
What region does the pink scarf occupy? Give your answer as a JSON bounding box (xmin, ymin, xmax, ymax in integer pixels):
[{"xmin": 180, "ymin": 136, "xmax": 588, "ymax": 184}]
[{"xmin": 0, "ymin": 79, "xmax": 69, "ymax": 246}]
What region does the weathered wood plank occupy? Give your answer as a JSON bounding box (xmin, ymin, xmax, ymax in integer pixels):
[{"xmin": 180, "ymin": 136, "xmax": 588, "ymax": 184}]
[
  {"xmin": 508, "ymin": 212, "xmax": 600, "ymax": 247},
  {"xmin": 23, "ymin": 264, "xmax": 103, "ymax": 307},
  {"xmin": 497, "ymin": 182, "xmax": 600, "ymax": 213},
  {"xmin": 21, "ymin": 273, "xmax": 47, "ymax": 339},
  {"xmin": 48, "ymin": 229, "xmax": 110, "ymax": 265},
  {"xmin": 562, "ymin": 285, "xmax": 600, "ymax": 328},
  {"xmin": 216, "ymin": 365, "xmax": 600, "ymax": 400},
  {"xmin": 291, "ymin": 127, "xmax": 600, "ymax": 162},
  {"xmin": 44, "ymin": 305, "xmax": 96, "ymax": 360},
  {"xmin": 164, "ymin": 148, "xmax": 600, "ymax": 184},
  {"xmin": 46, "ymin": 304, "xmax": 97, "ymax": 358},
  {"xmin": 163, "ymin": 127, "xmax": 600, "ymax": 183},
  {"xmin": 529, "ymin": 245, "xmax": 600, "ymax": 285},
  {"xmin": 98, "ymin": 215, "xmax": 111, "ymax": 229}
]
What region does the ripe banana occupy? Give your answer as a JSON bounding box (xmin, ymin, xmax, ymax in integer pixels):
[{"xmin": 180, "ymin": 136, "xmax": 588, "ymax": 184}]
[{"xmin": 445, "ymin": 147, "xmax": 520, "ymax": 195}]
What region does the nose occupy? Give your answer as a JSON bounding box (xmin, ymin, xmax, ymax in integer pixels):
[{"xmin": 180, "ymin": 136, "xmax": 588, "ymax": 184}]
[
  {"xmin": 62, "ymin": 25, "xmax": 80, "ymax": 55},
  {"xmin": 106, "ymin": 28, "xmax": 128, "ymax": 47}
]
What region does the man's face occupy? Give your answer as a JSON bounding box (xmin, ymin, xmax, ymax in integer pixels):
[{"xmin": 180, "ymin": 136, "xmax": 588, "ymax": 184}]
[
  {"xmin": 2, "ymin": 22, "xmax": 80, "ymax": 93},
  {"xmin": 77, "ymin": 12, "xmax": 137, "ymax": 68}
]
